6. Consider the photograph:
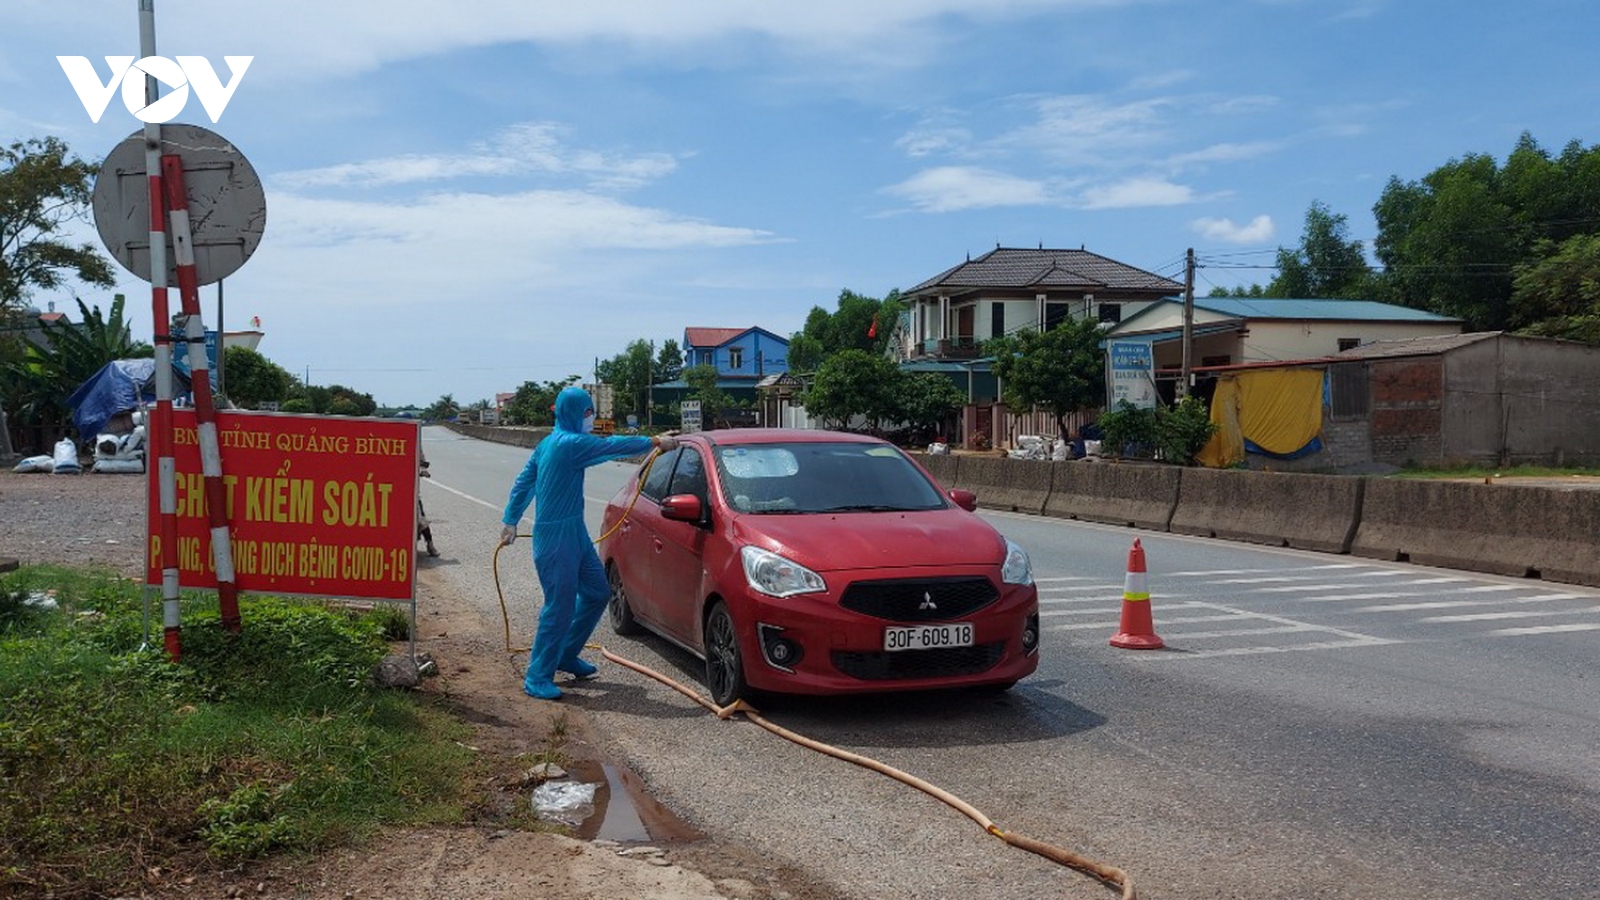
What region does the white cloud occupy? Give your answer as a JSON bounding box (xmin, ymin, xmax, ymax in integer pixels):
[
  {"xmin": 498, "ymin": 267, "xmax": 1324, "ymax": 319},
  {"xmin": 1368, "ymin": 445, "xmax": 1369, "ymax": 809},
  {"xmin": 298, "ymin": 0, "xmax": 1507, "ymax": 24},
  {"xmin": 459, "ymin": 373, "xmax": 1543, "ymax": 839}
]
[
  {"xmin": 1191, "ymin": 214, "xmax": 1276, "ymax": 243},
  {"xmin": 14, "ymin": 0, "xmax": 1130, "ymax": 83},
  {"xmin": 883, "ymin": 166, "xmax": 1052, "ymax": 212},
  {"xmin": 999, "ymin": 94, "xmax": 1173, "ymax": 166},
  {"xmin": 276, "ymin": 122, "xmax": 677, "ymax": 191},
  {"xmin": 894, "ymin": 125, "xmax": 975, "ymax": 159},
  {"xmin": 1165, "ymin": 141, "xmax": 1282, "ymax": 169},
  {"xmin": 1079, "ymin": 177, "xmax": 1195, "ymax": 209}
]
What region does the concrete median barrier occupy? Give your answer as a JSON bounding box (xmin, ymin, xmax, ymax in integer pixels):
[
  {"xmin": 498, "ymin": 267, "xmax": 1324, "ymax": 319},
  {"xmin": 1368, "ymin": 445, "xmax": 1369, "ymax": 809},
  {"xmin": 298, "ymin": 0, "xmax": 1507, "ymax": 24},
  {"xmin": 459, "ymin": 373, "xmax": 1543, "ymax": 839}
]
[
  {"xmin": 915, "ymin": 452, "xmax": 960, "ymax": 490},
  {"xmin": 953, "ymin": 455, "xmax": 1052, "ymax": 514},
  {"xmin": 1044, "ymin": 462, "xmax": 1181, "ymax": 531},
  {"xmin": 1171, "ymin": 468, "xmax": 1363, "ymax": 553},
  {"xmin": 1352, "ymin": 479, "xmax": 1600, "ymax": 586}
]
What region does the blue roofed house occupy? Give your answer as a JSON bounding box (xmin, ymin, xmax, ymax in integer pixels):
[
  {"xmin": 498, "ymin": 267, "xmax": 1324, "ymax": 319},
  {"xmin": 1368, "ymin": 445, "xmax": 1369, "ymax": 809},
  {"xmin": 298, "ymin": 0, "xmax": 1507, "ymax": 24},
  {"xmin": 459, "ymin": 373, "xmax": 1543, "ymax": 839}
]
[
  {"xmin": 655, "ymin": 326, "xmax": 790, "ymax": 428},
  {"xmin": 1103, "ymin": 297, "xmax": 1464, "ymax": 399}
]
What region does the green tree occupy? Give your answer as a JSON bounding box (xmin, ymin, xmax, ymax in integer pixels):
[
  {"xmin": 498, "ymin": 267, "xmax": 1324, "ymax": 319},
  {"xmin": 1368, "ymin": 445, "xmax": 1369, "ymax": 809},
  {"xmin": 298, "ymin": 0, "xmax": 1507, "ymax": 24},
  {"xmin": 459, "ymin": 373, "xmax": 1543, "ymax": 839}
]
[
  {"xmin": 1511, "ymin": 233, "xmax": 1600, "ymax": 343},
  {"xmin": 654, "ymin": 338, "xmax": 683, "ymax": 384},
  {"xmin": 799, "ymin": 349, "xmax": 897, "ymax": 430},
  {"xmin": 596, "ymin": 339, "xmax": 654, "ymax": 422},
  {"xmin": 1267, "ymin": 201, "xmax": 1374, "ymax": 298},
  {"xmin": 0, "ymin": 137, "xmax": 116, "ymax": 318},
  {"xmin": 289, "ymin": 382, "xmax": 375, "ymax": 417},
  {"xmin": 887, "ymin": 371, "xmax": 966, "ymax": 442},
  {"xmin": 787, "ymin": 289, "xmax": 904, "ymax": 373},
  {"xmin": 423, "ymin": 394, "xmax": 458, "ymax": 421},
  {"xmin": 503, "ymin": 375, "xmax": 579, "ymax": 426},
  {"xmin": 684, "ymin": 364, "xmax": 739, "ymax": 428},
  {"xmin": 985, "ymin": 315, "xmax": 1105, "ymax": 438},
  {"xmin": 221, "ymin": 346, "xmax": 293, "ymax": 409}
]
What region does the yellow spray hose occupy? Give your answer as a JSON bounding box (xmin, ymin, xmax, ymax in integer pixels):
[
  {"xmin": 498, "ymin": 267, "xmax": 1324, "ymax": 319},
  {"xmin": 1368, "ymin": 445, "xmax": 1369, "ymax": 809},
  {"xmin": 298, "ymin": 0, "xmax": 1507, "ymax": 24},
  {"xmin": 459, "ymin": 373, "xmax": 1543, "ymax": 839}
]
[{"xmin": 486, "ymin": 444, "xmax": 1138, "ymax": 899}]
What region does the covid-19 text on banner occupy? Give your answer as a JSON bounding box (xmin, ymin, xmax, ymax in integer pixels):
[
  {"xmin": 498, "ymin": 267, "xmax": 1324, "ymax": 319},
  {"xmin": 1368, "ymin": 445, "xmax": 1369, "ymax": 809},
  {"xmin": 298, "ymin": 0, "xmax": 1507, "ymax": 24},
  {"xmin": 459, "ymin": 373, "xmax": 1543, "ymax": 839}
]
[{"xmin": 146, "ymin": 411, "xmax": 421, "ymax": 602}]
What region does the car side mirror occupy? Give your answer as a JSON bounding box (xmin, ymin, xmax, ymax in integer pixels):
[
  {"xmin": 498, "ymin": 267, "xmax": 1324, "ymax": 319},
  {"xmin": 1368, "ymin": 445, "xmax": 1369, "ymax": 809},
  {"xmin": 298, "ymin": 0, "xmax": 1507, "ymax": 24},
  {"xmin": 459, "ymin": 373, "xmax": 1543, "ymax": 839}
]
[
  {"xmin": 660, "ymin": 493, "xmax": 704, "ymax": 523},
  {"xmin": 949, "ymin": 489, "xmax": 978, "ymax": 512}
]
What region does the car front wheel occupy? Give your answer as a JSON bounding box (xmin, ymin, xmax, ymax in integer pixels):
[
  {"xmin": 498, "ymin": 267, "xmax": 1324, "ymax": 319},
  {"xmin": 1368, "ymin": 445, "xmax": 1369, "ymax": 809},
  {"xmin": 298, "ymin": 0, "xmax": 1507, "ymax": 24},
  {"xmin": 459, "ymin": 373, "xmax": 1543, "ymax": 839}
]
[
  {"xmin": 607, "ymin": 562, "xmax": 643, "ymax": 636},
  {"xmin": 703, "ymin": 601, "xmax": 748, "ymax": 707}
]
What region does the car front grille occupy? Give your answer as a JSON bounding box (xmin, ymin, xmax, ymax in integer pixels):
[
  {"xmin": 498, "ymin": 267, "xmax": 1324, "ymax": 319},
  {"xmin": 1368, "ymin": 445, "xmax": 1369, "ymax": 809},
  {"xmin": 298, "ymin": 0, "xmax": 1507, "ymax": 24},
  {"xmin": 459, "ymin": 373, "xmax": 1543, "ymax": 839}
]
[
  {"xmin": 839, "ymin": 576, "xmax": 998, "ymax": 622},
  {"xmin": 831, "ymin": 643, "xmax": 1005, "ymax": 681}
]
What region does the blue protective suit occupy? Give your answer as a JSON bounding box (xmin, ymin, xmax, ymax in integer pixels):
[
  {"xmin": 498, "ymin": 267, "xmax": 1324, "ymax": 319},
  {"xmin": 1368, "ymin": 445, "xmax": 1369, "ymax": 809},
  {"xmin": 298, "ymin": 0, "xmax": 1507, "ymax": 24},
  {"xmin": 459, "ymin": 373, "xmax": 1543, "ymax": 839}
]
[{"xmin": 502, "ymin": 387, "xmax": 653, "ymax": 699}]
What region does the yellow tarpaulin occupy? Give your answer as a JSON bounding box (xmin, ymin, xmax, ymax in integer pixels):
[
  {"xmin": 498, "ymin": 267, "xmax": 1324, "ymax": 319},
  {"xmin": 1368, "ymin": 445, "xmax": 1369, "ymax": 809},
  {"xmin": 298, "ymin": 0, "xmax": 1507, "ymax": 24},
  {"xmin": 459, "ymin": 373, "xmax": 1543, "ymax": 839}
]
[{"xmin": 1197, "ymin": 367, "xmax": 1325, "ymax": 468}]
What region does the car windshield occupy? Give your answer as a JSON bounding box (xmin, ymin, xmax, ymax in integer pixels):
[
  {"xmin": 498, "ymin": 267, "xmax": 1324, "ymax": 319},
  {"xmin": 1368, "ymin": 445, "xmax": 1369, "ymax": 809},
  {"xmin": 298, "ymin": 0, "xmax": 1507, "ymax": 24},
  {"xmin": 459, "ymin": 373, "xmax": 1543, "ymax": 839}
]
[{"xmin": 713, "ymin": 441, "xmax": 948, "ymax": 514}]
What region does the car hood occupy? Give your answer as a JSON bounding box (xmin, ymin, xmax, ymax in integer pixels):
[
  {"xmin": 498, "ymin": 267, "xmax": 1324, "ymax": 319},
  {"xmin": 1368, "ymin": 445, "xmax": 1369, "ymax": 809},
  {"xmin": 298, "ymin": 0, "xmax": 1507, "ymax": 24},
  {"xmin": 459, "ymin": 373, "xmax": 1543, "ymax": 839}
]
[{"xmin": 729, "ymin": 509, "xmax": 1005, "ymax": 573}]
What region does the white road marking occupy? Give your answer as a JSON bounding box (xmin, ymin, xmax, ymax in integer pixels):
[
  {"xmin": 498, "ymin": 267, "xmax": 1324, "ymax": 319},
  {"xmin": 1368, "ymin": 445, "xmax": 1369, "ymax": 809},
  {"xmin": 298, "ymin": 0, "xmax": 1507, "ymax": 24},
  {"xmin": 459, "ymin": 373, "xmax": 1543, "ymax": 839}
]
[{"xmin": 1486, "ymin": 623, "xmax": 1600, "ymax": 636}]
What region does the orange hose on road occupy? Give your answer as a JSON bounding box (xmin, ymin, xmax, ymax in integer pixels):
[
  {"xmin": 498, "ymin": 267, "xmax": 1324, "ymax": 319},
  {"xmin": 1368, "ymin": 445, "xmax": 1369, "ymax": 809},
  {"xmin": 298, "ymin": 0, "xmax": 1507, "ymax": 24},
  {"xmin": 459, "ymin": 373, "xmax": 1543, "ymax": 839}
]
[{"xmin": 597, "ymin": 645, "xmax": 1137, "ymax": 900}]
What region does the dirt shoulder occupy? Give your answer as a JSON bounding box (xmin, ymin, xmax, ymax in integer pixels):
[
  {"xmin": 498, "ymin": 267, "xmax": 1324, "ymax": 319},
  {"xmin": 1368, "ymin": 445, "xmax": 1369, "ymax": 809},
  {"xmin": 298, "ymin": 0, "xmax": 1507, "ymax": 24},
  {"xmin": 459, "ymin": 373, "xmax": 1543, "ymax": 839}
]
[{"xmin": 0, "ymin": 470, "xmax": 833, "ymax": 900}]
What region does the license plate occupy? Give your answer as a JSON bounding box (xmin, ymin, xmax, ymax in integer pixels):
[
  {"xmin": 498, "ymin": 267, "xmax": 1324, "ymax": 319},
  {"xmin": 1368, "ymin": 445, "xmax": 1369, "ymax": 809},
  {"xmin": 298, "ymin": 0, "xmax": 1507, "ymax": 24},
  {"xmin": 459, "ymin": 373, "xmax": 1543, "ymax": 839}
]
[{"xmin": 884, "ymin": 622, "xmax": 974, "ymax": 652}]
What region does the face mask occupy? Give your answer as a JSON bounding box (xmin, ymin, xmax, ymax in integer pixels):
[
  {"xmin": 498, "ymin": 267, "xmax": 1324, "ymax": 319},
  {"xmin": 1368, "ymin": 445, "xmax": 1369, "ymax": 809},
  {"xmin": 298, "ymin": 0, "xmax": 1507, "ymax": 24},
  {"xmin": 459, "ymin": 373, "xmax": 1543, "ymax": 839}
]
[{"xmin": 581, "ymin": 412, "xmax": 596, "ymax": 433}]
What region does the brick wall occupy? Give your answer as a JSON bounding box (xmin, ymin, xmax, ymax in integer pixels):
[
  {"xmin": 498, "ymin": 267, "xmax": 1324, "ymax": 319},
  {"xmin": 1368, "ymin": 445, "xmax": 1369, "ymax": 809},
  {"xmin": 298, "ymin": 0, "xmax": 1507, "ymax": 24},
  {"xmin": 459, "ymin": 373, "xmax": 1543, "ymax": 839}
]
[{"xmin": 1370, "ymin": 358, "xmax": 1444, "ymax": 465}]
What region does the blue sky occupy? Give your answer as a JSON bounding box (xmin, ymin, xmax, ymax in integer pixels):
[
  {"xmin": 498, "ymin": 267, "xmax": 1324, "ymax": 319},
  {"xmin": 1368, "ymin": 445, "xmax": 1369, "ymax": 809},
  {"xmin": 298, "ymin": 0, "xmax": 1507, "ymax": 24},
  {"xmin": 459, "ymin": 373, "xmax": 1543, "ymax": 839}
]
[{"xmin": 6, "ymin": 0, "xmax": 1597, "ymax": 407}]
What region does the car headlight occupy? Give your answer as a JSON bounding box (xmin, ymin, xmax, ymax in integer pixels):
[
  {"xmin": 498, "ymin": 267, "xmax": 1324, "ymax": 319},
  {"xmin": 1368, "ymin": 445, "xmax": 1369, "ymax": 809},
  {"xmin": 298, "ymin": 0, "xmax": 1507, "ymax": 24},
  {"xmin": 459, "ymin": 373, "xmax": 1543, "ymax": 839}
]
[
  {"xmin": 741, "ymin": 546, "xmax": 826, "ymax": 598},
  {"xmin": 1001, "ymin": 538, "xmax": 1033, "ymax": 585}
]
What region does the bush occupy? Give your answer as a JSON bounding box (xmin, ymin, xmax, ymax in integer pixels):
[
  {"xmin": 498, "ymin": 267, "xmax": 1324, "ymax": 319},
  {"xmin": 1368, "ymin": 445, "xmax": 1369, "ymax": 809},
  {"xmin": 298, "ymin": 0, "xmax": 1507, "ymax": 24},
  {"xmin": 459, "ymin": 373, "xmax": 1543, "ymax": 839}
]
[{"xmin": 1096, "ymin": 397, "xmax": 1216, "ymax": 466}]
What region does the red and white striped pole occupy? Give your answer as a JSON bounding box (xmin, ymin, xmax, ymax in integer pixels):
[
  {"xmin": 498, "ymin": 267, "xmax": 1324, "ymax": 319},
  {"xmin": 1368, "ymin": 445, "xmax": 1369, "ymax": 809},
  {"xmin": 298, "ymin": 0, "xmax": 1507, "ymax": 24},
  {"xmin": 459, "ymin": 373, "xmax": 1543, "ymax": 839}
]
[
  {"xmin": 162, "ymin": 154, "xmax": 242, "ymax": 633},
  {"xmin": 140, "ymin": 0, "xmax": 185, "ymax": 661}
]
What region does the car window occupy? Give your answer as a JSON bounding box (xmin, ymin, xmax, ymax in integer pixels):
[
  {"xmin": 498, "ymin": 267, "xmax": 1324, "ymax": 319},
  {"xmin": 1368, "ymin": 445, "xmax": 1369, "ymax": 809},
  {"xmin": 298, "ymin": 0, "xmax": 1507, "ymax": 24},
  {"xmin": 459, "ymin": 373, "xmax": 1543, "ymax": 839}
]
[
  {"xmin": 667, "ymin": 446, "xmax": 709, "ymax": 503},
  {"xmin": 714, "ymin": 442, "xmax": 947, "ymax": 514},
  {"xmin": 639, "ymin": 448, "xmax": 681, "ymax": 502}
]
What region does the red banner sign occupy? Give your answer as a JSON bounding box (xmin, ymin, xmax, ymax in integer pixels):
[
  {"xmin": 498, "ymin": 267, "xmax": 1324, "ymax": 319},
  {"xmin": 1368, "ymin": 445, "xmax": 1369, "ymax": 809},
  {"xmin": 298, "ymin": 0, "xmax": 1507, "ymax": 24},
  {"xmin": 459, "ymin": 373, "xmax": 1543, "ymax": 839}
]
[{"xmin": 146, "ymin": 410, "xmax": 420, "ymax": 601}]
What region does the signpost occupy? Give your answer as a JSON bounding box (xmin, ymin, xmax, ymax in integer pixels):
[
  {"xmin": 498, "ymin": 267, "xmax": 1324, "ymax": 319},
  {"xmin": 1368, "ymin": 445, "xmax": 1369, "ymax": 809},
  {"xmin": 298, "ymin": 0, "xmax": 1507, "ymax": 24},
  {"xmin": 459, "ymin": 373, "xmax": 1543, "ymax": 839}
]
[
  {"xmin": 91, "ymin": 4, "xmax": 269, "ymax": 661},
  {"xmin": 680, "ymin": 399, "xmax": 702, "ymax": 433},
  {"xmin": 1107, "ymin": 341, "xmax": 1158, "ymax": 410},
  {"xmin": 147, "ymin": 411, "xmax": 421, "ymax": 603}
]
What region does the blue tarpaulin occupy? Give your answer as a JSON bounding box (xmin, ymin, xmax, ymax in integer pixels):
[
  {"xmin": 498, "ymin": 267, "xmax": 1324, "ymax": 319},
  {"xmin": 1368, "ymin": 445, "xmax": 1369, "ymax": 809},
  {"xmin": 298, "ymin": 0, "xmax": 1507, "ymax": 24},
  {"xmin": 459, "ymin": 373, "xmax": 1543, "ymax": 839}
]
[{"xmin": 65, "ymin": 359, "xmax": 191, "ymax": 440}]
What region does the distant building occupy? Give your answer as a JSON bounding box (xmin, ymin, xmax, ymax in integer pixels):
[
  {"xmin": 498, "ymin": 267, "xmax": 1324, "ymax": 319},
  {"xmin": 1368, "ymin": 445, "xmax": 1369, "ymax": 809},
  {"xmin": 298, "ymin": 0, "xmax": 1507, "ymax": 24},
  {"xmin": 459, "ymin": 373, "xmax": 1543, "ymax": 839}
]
[
  {"xmin": 651, "ymin": 326, "xmax": 792, "ymax": 428},
  {"xmin": 1106, "ymin": 296, "xmax": 1463, "ymax": 371},
  {"xmin": 897, "ymin": 247, "xmax": 1183, "ymax": 361},
  {"xmin": 682, "ymin": 326, "xmax": 790, "ymax": 378}
]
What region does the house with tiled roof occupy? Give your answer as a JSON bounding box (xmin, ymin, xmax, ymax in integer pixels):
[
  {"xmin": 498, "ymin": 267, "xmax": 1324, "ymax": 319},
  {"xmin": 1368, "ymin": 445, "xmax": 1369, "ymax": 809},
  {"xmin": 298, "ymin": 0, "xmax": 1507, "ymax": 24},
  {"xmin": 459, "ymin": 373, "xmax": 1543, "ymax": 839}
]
[
  {"xmin": 682, "ymin": 326, "xmax": 789, "ymax": 379},
  {"xmin": 897, "ymin": 246, "xmax": 1183, "ymax": 361}
]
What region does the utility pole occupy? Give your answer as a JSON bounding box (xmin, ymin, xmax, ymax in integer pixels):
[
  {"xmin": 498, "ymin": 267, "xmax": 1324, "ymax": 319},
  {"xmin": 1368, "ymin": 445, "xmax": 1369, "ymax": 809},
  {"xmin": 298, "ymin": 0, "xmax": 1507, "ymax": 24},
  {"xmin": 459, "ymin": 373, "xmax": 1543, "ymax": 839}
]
[{"xmin": 1179, "ymin": 247, "xmax": 1195, "ymax": 400}]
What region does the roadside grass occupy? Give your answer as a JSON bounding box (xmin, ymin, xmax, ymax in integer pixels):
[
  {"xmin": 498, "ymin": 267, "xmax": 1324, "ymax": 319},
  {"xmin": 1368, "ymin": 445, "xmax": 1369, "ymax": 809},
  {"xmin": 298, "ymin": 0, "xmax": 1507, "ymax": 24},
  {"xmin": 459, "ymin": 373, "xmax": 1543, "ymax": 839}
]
[
  {"xmin": 0, "ymin": 564, "xmax": 479, "ymax": 899},
  {"xmin": 1393, "ymin": 464, "xmax": 1600, "ymax": 479}
]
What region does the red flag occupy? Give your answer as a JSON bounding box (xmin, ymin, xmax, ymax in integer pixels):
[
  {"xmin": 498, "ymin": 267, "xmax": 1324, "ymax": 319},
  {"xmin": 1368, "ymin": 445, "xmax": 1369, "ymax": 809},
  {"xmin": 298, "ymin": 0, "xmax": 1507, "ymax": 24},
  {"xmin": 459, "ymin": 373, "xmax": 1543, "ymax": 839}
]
[{"xmin": 867, "ymin": 314, "xmax": 878, "ymax": 339}]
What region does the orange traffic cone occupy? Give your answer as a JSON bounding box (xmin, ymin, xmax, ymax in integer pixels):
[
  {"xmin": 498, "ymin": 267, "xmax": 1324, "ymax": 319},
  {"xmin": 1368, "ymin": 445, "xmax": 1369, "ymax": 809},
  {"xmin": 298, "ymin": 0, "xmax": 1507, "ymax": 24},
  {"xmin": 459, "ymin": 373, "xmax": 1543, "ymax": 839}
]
[{"xmin": 1110, "ymin": 538, "xmax": 1164, "ymax": 650}]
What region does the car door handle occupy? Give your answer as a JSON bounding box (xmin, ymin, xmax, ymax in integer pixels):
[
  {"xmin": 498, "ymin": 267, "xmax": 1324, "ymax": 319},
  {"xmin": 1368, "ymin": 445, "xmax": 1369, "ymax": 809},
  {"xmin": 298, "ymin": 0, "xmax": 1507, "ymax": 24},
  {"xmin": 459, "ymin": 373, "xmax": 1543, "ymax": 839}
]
[{"xmin": 653, "ymin": 538, "xmax": 664, "ymax": 552}]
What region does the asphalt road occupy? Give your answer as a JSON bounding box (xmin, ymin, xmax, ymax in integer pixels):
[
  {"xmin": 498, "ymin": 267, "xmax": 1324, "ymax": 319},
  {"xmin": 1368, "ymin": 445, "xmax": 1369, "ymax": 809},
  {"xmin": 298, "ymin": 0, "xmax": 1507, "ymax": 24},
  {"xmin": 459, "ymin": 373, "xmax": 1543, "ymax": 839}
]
[{"xmin": 417, "ymin": 426, "xmax": 1600, "ymax": 900}]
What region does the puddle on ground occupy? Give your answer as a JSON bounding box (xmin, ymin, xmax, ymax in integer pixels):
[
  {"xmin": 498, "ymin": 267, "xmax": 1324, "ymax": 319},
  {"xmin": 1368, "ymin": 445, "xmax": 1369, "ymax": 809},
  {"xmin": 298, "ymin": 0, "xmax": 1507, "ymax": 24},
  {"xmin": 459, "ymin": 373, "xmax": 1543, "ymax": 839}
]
[{"xmin": 565, "ymin": 759, "xmax": 702, "ymax": 844}]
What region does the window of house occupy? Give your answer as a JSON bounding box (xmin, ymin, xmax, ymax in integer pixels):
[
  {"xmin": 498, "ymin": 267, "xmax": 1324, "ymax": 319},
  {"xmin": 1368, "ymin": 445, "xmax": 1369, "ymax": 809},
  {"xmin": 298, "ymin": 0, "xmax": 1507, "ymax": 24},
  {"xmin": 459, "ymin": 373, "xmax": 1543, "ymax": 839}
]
[
  {"xmin": 1201, "ymin": 355, "xmax": 1232, "ymax": 367},
  {"xmin": 729, "ymin": 347, "xmax": 743, "ymax": 370},
  {"xmin": 1337, "ymin": 338, "xmax": 1361, "ymax": 352},
  {"xmin": 1044, "ymin": 302, "xmax": 1071, "ymax": 329},
  {"xmin": 1097, "ymin": 303, "xmax": 1122, "ymax": 324},
  {"xmin": 991, "ymin": 302, "xmax": 1005, "ymax": 339}
]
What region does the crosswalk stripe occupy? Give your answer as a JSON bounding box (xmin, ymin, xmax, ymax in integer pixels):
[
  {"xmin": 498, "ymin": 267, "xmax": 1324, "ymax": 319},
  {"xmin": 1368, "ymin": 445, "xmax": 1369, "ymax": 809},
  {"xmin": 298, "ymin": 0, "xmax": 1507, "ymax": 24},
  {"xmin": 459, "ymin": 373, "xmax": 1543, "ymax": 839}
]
[
  {"xmin": 1487, "ymin": 623, "xmax": 1600, "ymax": 636},
  {"xmin": 1421, "ymin": 607, "xmax": 1600, "ymax": 623}
]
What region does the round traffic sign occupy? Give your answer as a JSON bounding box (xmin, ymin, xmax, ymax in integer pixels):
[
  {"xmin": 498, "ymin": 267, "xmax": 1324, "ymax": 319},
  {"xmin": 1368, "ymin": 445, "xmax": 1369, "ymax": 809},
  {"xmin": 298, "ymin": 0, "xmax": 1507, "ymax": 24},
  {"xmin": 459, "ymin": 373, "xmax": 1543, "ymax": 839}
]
[{"xmin": 92, "ymin": 123, "xmax": 267, "ymax": 286}]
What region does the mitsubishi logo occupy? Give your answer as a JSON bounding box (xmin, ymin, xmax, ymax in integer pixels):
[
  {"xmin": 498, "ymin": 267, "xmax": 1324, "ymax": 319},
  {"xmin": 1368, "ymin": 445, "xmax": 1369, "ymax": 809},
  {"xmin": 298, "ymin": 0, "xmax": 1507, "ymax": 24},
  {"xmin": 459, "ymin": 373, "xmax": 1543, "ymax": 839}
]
[{"xmin": 919, "ymin": 591, "xmax": 937, "ymax": 611}]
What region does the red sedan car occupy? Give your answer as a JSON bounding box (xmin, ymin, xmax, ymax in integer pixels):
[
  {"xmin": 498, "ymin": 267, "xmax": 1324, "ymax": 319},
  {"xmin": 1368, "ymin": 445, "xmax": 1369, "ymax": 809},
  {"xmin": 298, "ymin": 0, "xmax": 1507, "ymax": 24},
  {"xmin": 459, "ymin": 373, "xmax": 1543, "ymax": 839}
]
[{"xmin": 600, "ymin": 429, "xmax": 1040, "ymax": 705}]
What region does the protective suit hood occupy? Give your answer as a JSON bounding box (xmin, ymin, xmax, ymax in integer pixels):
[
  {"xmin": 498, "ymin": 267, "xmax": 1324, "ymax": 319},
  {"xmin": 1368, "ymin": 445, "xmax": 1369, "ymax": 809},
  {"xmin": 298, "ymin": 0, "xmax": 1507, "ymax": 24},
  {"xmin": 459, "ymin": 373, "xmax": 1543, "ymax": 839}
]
[{"xmin": 553, "ymin": 386, "xmax": 594, "ymax": 433}]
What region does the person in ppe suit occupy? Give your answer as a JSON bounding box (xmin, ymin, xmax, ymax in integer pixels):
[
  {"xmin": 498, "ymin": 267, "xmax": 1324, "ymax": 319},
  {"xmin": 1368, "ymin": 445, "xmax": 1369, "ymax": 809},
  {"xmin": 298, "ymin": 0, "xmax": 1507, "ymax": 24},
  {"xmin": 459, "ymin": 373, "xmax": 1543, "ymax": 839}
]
[{"xmin": 499, "ymin": 386, "xmax": 678, "ymax": 700}]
